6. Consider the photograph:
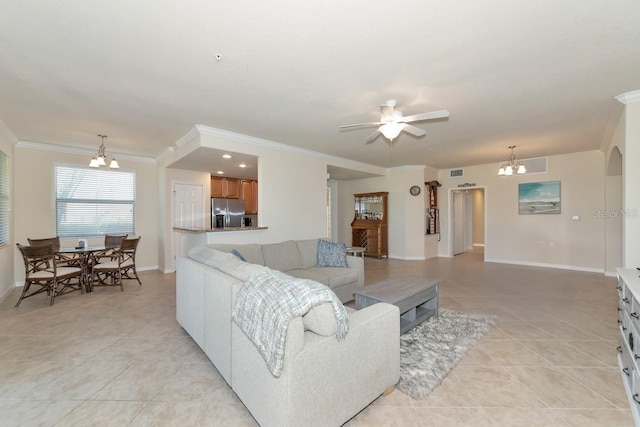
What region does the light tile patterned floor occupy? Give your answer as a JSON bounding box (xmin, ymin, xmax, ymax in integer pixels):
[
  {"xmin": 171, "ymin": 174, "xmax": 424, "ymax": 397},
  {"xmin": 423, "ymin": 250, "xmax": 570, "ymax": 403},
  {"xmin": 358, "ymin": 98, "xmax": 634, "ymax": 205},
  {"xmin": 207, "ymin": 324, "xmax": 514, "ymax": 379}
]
[{"xmin": 0, "ymin": 250, "xmax": 633, "ymax": 426}]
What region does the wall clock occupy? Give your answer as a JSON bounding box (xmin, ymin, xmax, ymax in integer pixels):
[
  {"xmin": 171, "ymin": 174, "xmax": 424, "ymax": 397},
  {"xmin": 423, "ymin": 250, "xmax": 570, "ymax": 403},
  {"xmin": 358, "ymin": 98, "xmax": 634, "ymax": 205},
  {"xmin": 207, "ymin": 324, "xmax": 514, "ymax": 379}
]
[{"xmin": 409, "ymin": 185, "xmax": 421, "ymax": 196}]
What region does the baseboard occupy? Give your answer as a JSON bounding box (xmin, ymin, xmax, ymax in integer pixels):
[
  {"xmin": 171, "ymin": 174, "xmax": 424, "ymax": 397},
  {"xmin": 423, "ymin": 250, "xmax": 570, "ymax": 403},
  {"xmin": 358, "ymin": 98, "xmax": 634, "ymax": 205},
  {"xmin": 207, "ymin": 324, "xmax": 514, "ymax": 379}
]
[
  {"xmin": 387, "ymin": 255, "xmax": 426, "ymax": 261},
  {"xmin": 484, "ymin": 258, "xmax": 605, "ymax": 274},
  {"xmin": 0, "ymin": 284, "xmax": 16, "ymax": 303}
]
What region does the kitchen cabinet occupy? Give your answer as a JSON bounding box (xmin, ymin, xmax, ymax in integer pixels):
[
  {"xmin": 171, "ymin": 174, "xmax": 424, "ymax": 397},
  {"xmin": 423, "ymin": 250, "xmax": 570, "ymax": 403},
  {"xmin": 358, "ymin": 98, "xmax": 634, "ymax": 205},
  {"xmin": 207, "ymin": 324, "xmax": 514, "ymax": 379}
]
[
  {"xmin": 211, "ymin": 177, "xmax": 240, "ymax": 198},
  {"xmin": 351, "ymin": 192, "xmax": 388, "ymax": 258},
  {"xmin": 241, "ymin": 179, "xmax": 258, "ymax": 214}
]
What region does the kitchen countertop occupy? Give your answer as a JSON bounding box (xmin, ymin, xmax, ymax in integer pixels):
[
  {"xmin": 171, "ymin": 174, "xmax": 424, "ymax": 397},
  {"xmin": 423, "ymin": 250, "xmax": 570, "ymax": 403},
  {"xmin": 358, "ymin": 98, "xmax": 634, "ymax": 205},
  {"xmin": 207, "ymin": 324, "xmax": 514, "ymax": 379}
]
[{"xmin": 173, "ymin": 226, "xmax": 268, "ymax": 233}]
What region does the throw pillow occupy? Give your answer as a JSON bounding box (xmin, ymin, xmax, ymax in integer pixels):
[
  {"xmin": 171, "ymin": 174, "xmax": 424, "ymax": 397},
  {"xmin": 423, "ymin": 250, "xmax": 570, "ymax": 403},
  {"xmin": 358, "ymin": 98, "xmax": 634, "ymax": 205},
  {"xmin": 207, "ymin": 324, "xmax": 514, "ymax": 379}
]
[
  {"xmin": 231, "ymin": 249, "xmax": 246, "ymax": 262},
  {"xmin": 316, "ymin": 240, "xmax": 348, "ymax": 268}
]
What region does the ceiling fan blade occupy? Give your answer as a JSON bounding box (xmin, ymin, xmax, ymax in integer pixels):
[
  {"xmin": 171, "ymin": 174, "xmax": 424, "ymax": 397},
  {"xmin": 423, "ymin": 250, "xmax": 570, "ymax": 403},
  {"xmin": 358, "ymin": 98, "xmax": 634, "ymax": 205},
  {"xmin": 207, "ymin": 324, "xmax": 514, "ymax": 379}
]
[
  {"xmin": 339, "ymin": 121, "xmax": 382, "ymax": 129},
  {"xmin": 402, "ymin": 124, "xmax": 427, "ymax": 137},
  {"xmin": 365, "ymin": 129, "xmax": 381, "ymax": 144},
  {"xmin": 399, "ymin": 109, "xmax": 450, "ymax": 123}
]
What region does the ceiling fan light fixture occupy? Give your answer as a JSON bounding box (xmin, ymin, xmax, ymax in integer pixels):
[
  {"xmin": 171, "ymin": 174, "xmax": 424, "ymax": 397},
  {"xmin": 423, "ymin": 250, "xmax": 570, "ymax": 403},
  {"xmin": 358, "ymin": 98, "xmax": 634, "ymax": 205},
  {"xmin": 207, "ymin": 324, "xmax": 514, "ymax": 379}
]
[{"xmin": 379, "ymin": 123, "xmax": 403, "ymax": 141}]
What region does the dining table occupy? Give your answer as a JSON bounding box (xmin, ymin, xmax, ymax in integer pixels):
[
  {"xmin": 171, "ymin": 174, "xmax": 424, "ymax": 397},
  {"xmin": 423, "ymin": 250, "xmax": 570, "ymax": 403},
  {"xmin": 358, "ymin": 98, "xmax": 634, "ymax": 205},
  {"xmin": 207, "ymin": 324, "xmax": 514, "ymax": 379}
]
[{"xmin": 57, "ymin": 245, "xmax": 117, "ymax": 292}]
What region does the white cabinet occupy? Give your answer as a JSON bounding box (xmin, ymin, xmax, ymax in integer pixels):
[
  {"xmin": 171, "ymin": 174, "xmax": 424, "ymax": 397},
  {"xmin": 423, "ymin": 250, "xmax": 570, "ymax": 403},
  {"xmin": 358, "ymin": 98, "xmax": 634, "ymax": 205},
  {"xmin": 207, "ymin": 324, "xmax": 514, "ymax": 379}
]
[{"xmin": 617, "ymin": 267, "xmax": 640, "ymax": 425}]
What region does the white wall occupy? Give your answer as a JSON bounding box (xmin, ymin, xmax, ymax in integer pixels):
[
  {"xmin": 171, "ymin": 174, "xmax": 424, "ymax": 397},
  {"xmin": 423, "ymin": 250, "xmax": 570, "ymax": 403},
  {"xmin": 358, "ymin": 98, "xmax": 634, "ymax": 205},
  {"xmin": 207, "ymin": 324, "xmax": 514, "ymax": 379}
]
[
  {"xmin": 12, "ymin": 146, "xmax": 160, "ymax": 283},
  {"xmin": 438, "ymin": 150, "xmax": 606, "ymax": 271},
  {"xmin": 337, "ymin": 166, "xmax": 426, "ymax": 259},
  {"xmin": 0, "ymin": 122, "xmax": 15, "ymax": 301},
  {"xmin": 623, "ymin": 102, "xmax": 640, "ymax": 267},
  {"xmin": 159, "ymin": 126, "xmax": 338, "ymax": 271}
]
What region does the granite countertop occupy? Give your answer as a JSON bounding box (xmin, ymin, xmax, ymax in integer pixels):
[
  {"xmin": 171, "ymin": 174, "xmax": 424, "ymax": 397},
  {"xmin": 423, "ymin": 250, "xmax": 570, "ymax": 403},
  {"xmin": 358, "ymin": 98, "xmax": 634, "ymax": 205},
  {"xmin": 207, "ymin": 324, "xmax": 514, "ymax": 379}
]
[{"xmin": 173, "ymin": 226, "xmax": 268, "ymax": 233}]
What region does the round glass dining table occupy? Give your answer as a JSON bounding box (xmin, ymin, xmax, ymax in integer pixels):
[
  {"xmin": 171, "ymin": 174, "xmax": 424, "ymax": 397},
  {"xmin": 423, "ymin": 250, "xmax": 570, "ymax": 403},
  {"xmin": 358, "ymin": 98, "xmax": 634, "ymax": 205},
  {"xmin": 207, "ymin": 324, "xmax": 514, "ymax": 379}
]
[{"xmin": 57, "ymin": 245, "xmax": 117, "ymax": 292}]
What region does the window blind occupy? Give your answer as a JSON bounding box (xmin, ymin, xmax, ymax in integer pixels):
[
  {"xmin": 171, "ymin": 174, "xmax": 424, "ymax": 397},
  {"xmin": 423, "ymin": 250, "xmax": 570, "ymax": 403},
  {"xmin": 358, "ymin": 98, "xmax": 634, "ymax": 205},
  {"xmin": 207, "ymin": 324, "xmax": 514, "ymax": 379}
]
[
  {"xmin": 0, "ymin": 150, "xmax": 8, "ymax": 246},
  {"xmin": 55, "ymin": 165, "xmax": 135, "ymax": 237}
]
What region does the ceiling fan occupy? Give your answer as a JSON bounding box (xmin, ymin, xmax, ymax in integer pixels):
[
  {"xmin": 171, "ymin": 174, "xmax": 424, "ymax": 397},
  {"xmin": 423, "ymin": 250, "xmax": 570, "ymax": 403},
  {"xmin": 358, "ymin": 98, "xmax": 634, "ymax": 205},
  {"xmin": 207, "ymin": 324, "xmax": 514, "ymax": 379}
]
[{"xmin": 340, "ymin": 100, "xmax": 449, "ymax": 143}]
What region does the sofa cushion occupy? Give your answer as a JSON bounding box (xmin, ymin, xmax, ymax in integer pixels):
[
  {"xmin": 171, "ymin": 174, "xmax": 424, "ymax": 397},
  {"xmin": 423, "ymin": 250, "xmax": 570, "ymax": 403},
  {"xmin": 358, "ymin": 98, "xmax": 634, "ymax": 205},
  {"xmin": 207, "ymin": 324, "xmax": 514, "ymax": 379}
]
[
  {"xmin": 287, "ymin": 267, "xmax": 358, "ymax": 289},
  {"xmin": 189, "ymin": 246, "xmax": 267, "ymax": 282},
  {"xmin": 262, "ymin": 240, "xmax": 303, "ymax": 272},
  {"xmin": 317, "ymin": 240, "xmax": 348, "ymax": 268},
  {"xmin": 296, "ymin": 239, "xmax": 322, "ymax": 269},
  {"xmin": 302, "ymin": 302, "xmax": 338, "ymax": 336},
  {"xmin": 207, "ymin": 244, "xmax": 265, "ymax": 266}
]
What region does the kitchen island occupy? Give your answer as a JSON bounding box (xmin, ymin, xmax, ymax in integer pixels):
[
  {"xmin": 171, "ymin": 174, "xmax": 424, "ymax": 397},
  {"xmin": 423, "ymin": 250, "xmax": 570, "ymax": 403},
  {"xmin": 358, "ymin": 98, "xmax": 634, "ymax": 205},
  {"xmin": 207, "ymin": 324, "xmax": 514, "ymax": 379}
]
[
  {"xmin": 173, "ymin": 226, "xmax": 269, "ymax": 260},
  {"xmin": 173, "ymin": 226, "xmax": 268, "ymax": 233}
]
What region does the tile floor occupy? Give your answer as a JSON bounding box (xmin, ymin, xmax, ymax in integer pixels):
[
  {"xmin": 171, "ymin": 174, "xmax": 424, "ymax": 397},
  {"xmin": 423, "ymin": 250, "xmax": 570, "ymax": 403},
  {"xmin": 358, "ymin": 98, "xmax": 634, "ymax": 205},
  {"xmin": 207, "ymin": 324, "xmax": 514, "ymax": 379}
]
[{"xmin": 0, "ymin": 249, "xmax": 634, "ymax": 426}]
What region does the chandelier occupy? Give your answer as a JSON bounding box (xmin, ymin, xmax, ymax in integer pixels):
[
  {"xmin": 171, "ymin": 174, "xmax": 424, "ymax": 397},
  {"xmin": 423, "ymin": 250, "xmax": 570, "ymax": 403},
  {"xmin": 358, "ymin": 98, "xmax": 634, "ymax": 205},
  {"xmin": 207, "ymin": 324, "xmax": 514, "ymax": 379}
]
[
  {"xmin": 89, "ymin": 135, "xmax": 119, "ymax": 168},
  {"xmin": 498, "ymin": 145, "xmax": 526, "ymax": 176}
]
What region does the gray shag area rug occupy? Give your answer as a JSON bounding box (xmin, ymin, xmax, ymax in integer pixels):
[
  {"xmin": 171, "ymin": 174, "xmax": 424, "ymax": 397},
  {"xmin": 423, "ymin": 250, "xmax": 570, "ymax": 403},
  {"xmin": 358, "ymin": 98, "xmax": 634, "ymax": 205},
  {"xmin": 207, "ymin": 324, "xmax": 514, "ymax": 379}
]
[{"xmin": 398, "ymin": 308, "xmax": 497, "ymax": 399}]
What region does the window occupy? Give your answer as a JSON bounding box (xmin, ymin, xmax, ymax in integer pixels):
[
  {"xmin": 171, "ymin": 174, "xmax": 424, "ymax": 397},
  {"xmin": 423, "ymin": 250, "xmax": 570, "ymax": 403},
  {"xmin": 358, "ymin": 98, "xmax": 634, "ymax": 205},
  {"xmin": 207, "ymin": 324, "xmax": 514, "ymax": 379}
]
[
  {"xmin": 55, "ymin": 165, "xmax": 135, "ymax": 237},
  {"xmin": 0, "ymin": 150, "xmax": 8, "ymax": 246}
]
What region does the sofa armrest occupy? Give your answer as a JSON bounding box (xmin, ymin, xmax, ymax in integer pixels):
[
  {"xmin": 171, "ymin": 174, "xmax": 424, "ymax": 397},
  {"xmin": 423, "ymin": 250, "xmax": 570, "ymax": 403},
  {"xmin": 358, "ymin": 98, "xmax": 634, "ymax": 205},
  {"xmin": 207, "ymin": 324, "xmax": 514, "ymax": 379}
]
[
  {"xmin": 232, "ymin": 302, "xmax": 399, "ymax": 427},
  {"xmin": 346, "ymin": 255, "xmax": 364, "ymax": 289}
]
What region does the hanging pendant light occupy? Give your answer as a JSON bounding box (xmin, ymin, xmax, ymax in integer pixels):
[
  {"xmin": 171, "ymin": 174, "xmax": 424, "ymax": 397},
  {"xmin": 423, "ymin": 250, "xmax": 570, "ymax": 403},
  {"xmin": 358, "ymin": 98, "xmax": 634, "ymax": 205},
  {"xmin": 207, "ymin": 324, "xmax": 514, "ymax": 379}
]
[
  {"xmin": 498, "ymin": 145, "xmax": 526, "ymax": 176},
  {"xmin": 89, "ymin": 135, "xmax": 119, "ymax": 169}
]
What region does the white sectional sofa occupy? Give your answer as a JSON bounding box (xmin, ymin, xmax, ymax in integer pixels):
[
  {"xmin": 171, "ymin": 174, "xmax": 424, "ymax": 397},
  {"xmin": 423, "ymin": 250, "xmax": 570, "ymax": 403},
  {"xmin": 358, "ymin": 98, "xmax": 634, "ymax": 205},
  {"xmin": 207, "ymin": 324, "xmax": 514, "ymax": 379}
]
[
  {"xmin": 176, "ymin": 239, "xmax": 400, "ymax": 427},
  {"xmin": 203, "ymin": 239, "xmax": 364, "ymax": 303}
]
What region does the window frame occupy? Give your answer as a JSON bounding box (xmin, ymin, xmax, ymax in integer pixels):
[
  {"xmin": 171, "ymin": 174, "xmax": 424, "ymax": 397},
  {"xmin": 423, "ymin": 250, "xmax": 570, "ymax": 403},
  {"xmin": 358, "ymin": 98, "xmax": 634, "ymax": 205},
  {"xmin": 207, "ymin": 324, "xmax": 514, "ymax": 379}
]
[
  {"xmin": 54, "ymin": 164, "xmax": 136, "ymax": 238},
  {"xmin": 0, "ymin": 150, "xmax": 8, "ymax": 247}
]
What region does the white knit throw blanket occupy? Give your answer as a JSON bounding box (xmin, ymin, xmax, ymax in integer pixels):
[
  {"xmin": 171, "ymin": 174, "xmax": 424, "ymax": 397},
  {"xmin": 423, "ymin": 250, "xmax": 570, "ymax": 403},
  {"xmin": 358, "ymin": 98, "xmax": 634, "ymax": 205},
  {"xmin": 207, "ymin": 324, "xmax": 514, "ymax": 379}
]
[{"xmin": 232, "ymin": 270, "xmax": 349, "ymax": 377}]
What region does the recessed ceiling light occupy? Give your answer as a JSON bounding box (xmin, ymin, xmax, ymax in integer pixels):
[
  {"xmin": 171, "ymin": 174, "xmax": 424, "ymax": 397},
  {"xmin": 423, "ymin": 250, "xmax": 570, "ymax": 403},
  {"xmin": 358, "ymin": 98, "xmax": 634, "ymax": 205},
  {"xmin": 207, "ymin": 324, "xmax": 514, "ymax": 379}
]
[
  {"xmin": 222, "ymin": 154, "xmax": 231, "ymax": 159},
  {"xmin": 216, "ymin": 171, "xmax": 224, "ymax": 175},
  {"xmin": 239, "ymin": 163, "xmax": 246, "ymax": 168}
]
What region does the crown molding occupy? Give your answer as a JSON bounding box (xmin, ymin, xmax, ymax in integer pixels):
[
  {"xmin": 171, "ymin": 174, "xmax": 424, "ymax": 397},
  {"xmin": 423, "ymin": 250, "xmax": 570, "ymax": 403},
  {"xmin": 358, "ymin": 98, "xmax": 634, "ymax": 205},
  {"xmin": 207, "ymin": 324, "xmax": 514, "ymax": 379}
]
[
  {"xmin": 194, "ymin": 124, "xmax": 387, "ymax": 176},
  {"xmin": 15, "ymin": 140, "xmax": 156, "ymax": 164},
  {"xmin": 156, "ymin": 126, "xmax": 201, "ymax": 163},
  {"xmin": 175, "ymin": 126, "xmax": 200, "ymax": 148},
  {"xmin": 615, "ymin": 89, "xmax": 640, "ymax": 105},
  {"xmin": 0, "ymin": 120, "xmax": 18, "ymax": 145}
]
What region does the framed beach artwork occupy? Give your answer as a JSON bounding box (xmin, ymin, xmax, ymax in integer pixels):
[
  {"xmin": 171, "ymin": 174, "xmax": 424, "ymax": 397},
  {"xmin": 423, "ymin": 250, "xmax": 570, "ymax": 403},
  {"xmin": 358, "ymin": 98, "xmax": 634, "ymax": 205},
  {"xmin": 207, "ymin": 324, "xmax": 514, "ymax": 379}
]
[{"xmin": 518, "ymin": 181, "xmax": 561, "ymax": 215}]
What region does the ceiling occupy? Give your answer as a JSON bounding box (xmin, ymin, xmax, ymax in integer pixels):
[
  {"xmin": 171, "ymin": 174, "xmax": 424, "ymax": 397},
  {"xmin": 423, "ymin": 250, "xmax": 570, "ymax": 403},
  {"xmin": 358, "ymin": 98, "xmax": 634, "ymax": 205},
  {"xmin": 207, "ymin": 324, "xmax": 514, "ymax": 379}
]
[{"xmin": 1, "ymin": 1, "xmax": 639, "ymax": 176}]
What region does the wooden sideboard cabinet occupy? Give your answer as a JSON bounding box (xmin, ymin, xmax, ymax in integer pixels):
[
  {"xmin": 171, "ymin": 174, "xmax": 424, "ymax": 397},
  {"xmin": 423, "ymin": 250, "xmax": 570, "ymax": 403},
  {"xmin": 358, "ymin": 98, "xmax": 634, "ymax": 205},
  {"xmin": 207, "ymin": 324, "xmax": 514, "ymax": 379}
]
[{"xmin": 351, "ymin": 192, "xmax": 388, "ymax": 258}]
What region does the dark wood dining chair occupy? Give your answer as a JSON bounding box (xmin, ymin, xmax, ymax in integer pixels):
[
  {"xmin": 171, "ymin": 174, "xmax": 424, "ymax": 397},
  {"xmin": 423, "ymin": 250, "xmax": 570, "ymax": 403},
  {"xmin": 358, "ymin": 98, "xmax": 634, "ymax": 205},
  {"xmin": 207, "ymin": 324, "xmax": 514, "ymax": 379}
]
[
  {"xmin": 92, "ymin": 234, "xmax": 128, "ymax": 265},
  {"xmin": 91, "ymin": 236, "xmax": 142, "ymax": 291},
  {"xmin": 27, "ymin": 236, "xmax": 79, "ymax": 266},
  {"xmin": 15, "ymin": 243, "xmax": 84, "ymax": 306}
]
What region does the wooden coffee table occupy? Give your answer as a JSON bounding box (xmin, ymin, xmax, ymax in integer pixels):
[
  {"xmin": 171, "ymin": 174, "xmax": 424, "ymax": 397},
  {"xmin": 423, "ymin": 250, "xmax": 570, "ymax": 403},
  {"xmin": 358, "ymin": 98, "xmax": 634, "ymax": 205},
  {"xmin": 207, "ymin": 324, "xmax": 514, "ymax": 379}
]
[{"xmin": 355, "ymin": 276, "xmax": 442, "ymax": 334}]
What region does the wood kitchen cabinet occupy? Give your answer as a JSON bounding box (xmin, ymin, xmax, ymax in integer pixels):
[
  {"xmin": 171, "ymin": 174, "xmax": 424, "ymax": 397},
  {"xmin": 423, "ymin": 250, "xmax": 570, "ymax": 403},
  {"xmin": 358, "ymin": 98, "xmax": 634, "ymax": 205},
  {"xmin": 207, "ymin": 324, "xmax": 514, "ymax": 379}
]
[
  {"xmin": 351, "ymin": 192, "xmax": 388, "ymax": 258},
  {"xmin": 241, "ymin": 179, "xmax": 258, "ymax": 215},
  {"xmin": 211, "ymin": 177, "xmax": 240, "ymax": 198}
]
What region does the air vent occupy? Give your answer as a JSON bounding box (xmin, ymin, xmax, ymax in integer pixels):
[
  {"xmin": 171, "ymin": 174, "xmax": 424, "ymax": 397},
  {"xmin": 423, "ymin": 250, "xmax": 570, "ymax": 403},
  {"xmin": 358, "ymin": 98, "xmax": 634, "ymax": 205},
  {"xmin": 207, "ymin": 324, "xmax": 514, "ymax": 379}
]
[
  {"xmin": 449, "ymin": 168, "xmax": 464, "ymax": 178},
  {"xmin": 521, "ymin": 157, "xmax": 547, "ymax": 174}
]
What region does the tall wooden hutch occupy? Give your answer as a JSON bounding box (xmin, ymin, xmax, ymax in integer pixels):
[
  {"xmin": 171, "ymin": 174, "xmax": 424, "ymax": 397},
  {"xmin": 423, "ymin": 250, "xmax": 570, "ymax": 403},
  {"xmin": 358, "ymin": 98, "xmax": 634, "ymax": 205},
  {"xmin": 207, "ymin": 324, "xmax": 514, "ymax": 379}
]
[{"xmin": 351, "ymin": 192, "xmax": 388, "ymax": 258}]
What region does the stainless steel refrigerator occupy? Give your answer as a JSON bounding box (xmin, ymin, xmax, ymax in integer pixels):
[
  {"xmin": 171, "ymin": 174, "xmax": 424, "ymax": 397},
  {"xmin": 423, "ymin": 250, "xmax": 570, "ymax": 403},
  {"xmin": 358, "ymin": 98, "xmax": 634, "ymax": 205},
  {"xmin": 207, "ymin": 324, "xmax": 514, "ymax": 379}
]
[{"xmin": 211, "ymin": 198, "xmax": 245, "ymax": 228}]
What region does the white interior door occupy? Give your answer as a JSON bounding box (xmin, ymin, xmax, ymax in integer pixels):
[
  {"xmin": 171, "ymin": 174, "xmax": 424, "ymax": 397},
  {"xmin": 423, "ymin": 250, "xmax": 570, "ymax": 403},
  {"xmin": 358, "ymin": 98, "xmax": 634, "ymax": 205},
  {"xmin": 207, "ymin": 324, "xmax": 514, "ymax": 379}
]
[
  {"xmin": 173, "ymin": 183, "xmax": 204, "ymax": 264},
  {"xmin": 453, "ymin": 192, "xmax": 464, "ymax": 255},
  {"xmin": 174, "ymin": 183, "xmax": 204, "ymax": 229},
  {"xmin": 464, "ymin": 192, "xmax": 473, "ymax": 251}
]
